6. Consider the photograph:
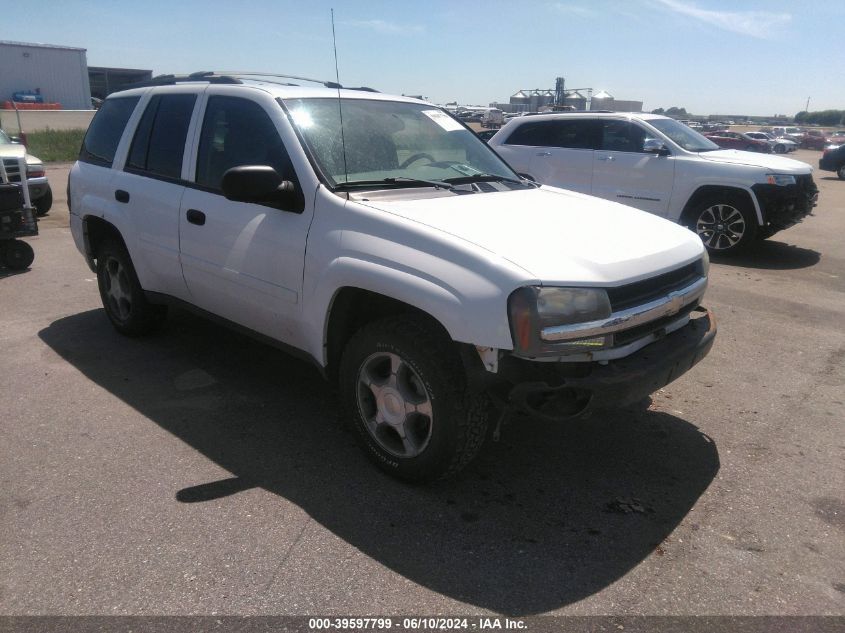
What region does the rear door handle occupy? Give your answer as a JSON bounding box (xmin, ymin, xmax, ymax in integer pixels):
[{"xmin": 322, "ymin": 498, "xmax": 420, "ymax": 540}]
[
  {"xmin": 186, "ymin": 209, "xmax": 206, "ymax": 226},
  {"xmin": 115, "ymin": 190, "xmax": 130, "ymax": 203},
  {"xmin": 597, "ymin": 155, "xmax": 615, "ymax": 161}
]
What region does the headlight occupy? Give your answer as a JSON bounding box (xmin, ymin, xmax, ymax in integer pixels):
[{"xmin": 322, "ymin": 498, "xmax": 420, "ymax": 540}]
[
  {"xmin": 508, "ymin": 286, "xmax": 611, "ymax": 355},
  {"xmin": 766, "ymin": 174, "xmax": 796, "ymax": 186}
]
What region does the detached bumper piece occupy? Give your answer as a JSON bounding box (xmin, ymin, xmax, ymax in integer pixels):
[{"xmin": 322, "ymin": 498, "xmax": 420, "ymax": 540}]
[
  {"xmin": 752, "ymin": 175, "xmax": 818, "ymax": 232},
  {"xmin": 495, "ymin": 307, "xmax": 716, "ymax": 422}
]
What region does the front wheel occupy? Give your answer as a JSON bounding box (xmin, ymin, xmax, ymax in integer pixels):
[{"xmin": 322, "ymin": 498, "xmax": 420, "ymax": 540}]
[
  {"xmin": 96, "ymin": 239, "xmax": 166, "ymax": 336},
  {"xmin": 838, "ymin": 164, "xmax": 845, "ymax": 180},
  {"xmin": 774, "ymin": 144, "xmax": 785, "ymax": 154},
  {"xmin": 686, "ymin": 196, "xmax": 757, "ymax": 254},
  {"xmin": 339, "ymin": 315, "xmax": 490, "ymax": 482}
]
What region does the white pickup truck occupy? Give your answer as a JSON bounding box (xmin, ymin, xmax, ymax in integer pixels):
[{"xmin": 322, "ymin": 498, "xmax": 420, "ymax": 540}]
[{"xmin": 68, "ymin": 73, "xmax": 716, "ymax": 481}]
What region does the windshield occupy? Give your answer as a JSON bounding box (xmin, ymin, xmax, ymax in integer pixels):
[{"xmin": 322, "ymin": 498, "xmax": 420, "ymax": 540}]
[
  {"xmin": 284, "ymin": 98, "xmax": 519, "ymax": 188},
  {"xmin": 647, "ymin": 118, "xmax": 720, "ymax": 152}
]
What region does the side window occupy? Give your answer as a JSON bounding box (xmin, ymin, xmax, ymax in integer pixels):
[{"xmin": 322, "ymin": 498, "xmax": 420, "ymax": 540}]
[
  {"xmin": 600, "ymin": 120, "xmax": 648, "ymax": 153},
  {"xmin": 195, "ymin": 96, "xmax": 297, "ymax": 192},
  {"xmin": 126, "ymin": 94, "xmax": 197, "ymax": 180},
  {"xmin": 504, "ymin": 119, "xmax": 599, "ymax": 149},
  {"xmin": 504, "ymin": 121, "xmax": 560, "ymax": 147},
  {"xmin": 79, "ymin": 97, "xmax": 140, "ymax": 167}
]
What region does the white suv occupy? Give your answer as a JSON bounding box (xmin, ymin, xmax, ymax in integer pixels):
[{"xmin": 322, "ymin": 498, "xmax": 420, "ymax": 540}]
[
  {"xmin": 489, "ymin": 113, "xmax": 818, "ymax": 253},
  {"xmin": 69, "ymin": 73, "xmax": 715, "ymax": 481}
]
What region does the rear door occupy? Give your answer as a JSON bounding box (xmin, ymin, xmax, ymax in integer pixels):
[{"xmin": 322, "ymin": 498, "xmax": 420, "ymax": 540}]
[
  {"xmin": 109, "ymin": 92, "xmax": 198, "ymax": 299},
  {"xmin": 179, "ymin": 90, "xmax": 312, "ymax": 342},
  {"xmin": 591, "ymin": 119, "xmax": 675, "ymax": 217}
]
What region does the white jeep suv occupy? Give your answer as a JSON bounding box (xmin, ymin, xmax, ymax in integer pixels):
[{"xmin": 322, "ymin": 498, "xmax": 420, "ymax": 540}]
[
  {"xmin": 489, "ymin": 113, "xmax": 818, "ymax": 253},
  {"xmin": 69, "ymin": 73, "xmax": 715, "ymax": 481}
]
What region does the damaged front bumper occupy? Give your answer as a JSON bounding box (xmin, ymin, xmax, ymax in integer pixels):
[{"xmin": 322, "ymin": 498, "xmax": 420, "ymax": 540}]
[{"xmin": 489, "ymin": 307, "xmax": 716, "ymax": 421}]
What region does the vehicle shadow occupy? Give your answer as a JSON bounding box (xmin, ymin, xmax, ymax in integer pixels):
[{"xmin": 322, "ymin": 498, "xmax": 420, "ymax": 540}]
[
  {"xmin": 39, "ymin": 309, "xmax": 720, "ymax": 615},
  {"xmin": 710, "ymin": 239, "xmax": 820, "ymax": 270},
  {"xmin": 0, "ymin": 266, "xmax": 30, "ymax": 278}
]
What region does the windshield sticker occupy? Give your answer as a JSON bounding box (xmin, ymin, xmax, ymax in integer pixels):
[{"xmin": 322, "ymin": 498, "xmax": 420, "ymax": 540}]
[{"xmin": 422, "ymin": 109, "xmax": 464, "ymax": 132}]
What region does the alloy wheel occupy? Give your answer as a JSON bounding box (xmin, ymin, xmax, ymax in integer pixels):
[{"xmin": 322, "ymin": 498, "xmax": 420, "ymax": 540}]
[
  {"xmin": 103, "ymin": 257, "xmax": 132, "ymax": 321},
  {"xmin": 356, "ymin": 352, "xmax": 434, "ymax": 458},
  {"xmin": 696, "ymin": 204, "xmax": 746, "ymax": 250}
]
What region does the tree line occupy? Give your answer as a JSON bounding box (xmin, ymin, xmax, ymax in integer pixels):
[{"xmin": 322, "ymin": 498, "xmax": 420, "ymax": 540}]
[{"xmin": 794, "ymin": 110, "xmax": 845, "ymax": 126}]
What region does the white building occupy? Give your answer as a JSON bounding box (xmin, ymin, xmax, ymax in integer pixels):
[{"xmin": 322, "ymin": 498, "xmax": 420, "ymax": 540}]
[{"xmin": 0, "ymin": 40, "xmax": 92, "ymax": 110}]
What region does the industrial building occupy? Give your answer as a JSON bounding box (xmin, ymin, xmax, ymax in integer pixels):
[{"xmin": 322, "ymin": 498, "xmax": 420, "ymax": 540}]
[
  {"xmin": 491, "ymin": 77, "xmax": 643, "ymax": 113},
  {"xmin": 88, "ymin": 67, "xmax": 153, "ymax": 100},
  {"xmin": 1, "ymin": 40, "xmax": 153, "ymax": 110},
  {"xmin": 0, "ymin": 40, "xmax": 92, "ymax": 110}
]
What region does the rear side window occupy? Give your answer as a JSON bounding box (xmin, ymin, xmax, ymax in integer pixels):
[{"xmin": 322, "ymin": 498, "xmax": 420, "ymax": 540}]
[
  {"xmin": 79, "ymin": 97, "xmax": 140, "ymax": 167},
  {"xmin": 505, "ymin": 119, "xmax": 600, "ymax": 149},
  {"xmin": 126, "ymin": 94, "xmax": 197, "ymax": 180}
]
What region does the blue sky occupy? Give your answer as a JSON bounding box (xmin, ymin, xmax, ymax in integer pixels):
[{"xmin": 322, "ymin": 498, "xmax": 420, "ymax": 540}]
[{"xmin": 4, "ymin": 1, "xmax": 842, "ymax": 116}]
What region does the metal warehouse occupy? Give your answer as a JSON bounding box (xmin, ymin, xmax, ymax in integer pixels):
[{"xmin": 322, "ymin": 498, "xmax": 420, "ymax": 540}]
[{"xmin": 0, "ymin": 40, "xmax": 92, "ymax": 110}]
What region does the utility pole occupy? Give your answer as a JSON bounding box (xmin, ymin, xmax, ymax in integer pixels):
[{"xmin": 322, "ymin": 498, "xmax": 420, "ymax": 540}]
[{"xmin": 805, "ymin": 96, "xmax": 810, "ymax": 113}]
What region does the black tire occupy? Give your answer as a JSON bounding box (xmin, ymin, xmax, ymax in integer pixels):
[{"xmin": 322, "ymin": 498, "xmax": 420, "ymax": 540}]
[
  {"xmin": 34, "ymin": 187, "xmax": 53, "ymax": 217},
  {"xmin": 1, "ymin": 239, "xmax": 34, "ymax": 270},
  {"xmin": 838, "ymin": 164, "xmax": 845, "ymax": 181},
  {"xmin": 774, "ymin": 144, "xmax": 785, "ymax": 154},
  {"xmin": 339, "ymin": 315, "xmax": 490, "ymax": 482},
  {"xmin": 95, "ymin": 238, "xmax": 166, "ymax": 336},
  {"xmin": 684, "ymin": 194, "xmax": 757, "ymax": 254}
]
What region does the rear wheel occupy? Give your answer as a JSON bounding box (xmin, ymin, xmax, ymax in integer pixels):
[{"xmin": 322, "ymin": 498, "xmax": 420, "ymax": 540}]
[
  {"xmin": 95, "ymin": 238, "xmax": 166, "ymax": 336},
  {"xmin": 1, "ymin": 239, "xmax": 34, "ymax": 270},
  {"xmin": 686, "ymin": 195, "xmax": 757, "ymax": 254},
  {"xmin": 339, "ymin": 315, "xmax": 490, "ymax": 482}
]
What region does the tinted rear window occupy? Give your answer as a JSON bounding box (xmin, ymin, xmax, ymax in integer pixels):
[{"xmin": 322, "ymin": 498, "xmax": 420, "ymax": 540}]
[
  {"xmin": 505, "ymin": 119, "xmax": 600, "ymax": 149},
  {"xmin": 126, "ymin": 94, "xmax": 196, "ymax": 180},
  {"xmin": 79, "ymin": 97, "xmax": 140, "ymax": 167}
]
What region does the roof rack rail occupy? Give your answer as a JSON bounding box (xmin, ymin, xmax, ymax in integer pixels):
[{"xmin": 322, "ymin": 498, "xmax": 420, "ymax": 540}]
[
  {"xmin": 215, "ymin": 71, "xmax": 379, "ymax": 92},
  {"xmin": 124, "ymin": 71, "xmax": 241, "ymax": 89},
  {"xmin": 121, "ymin": 71, "xmax": 379, "ymax": 93}
]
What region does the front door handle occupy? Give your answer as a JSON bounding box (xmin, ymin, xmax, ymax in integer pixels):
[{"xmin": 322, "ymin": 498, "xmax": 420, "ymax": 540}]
[
  {"xmin": 597, "ymin": 155, "xmax": 615, "ymax": 161},
  {"xmin": 536, "ymin": 151, "xmax": 552, "ymax": 156},
  {"xmin": 186, "ymin": 209, "xmax": 206, "ymax": 226},
  {"xmin": 115, "ymin": 190, "xmax": 130, "ymax": 203}
]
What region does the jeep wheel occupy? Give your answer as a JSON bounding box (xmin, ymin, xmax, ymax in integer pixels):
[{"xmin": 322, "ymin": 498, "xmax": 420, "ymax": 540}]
[
  {"xmin": 339, "ymin": 315, "xmax": 489, "ymax": 482},
  {"xmin": 687, "ymin": 196, "xmax": 757, "ymax": 254},
  {"xmin": 96, "ymin": 239, "xmax": 166, "ymax": 336},
  {"xmin": 34, "ymin": 187, "xmax": 53, "ymax": 217},
  {"xmin": 1, "ymin": 239, "xmax": 35, "ymax": 270}
]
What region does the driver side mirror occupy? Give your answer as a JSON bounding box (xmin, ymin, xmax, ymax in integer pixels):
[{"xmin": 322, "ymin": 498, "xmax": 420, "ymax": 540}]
[
  {"xmin": 221, "ymin": 165, "xmax": 303, "ymax": 213},
  {"xmin": 643, "ymin": 139, "xmax": 670, "ymax": 156}
]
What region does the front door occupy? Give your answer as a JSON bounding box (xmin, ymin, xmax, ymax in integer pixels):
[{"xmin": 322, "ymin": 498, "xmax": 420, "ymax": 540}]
[
  {"xmin": 591, "ymin": 119, "xmax": 675, "ymax": 217},
  {"xmin": 179, "ymin": 92, "xmax": 312, "ymax": 342}
]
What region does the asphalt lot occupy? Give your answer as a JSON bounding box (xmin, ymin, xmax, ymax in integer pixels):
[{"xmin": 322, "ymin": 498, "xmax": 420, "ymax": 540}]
[{"xmin": 1, "ymin": 151, "xmax": 843, "ymax": 616}]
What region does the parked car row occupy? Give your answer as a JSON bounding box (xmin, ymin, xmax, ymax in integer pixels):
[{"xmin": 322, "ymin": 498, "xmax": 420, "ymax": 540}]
[{"xmin": 759, "ymin": 126, "xmax": 845, "ymax": 150}]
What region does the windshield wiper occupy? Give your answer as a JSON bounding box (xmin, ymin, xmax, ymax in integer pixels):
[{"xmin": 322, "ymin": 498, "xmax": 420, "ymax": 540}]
[
  {"xmin": 334, "ymin": 177, "xmax": 453, "ymax": 191},
  {"xmin": 443, "ymin": 173, "xmax": 529, "ymax": 186}
]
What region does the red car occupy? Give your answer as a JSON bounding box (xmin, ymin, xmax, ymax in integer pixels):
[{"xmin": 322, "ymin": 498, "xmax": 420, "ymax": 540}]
[
  {"xmin": 703, "ymin": 131, "xmax": 771, "ymax": 153},
  {"xmin": 801, "ymin": 130, "xmax": 830, "ymax": 150}
]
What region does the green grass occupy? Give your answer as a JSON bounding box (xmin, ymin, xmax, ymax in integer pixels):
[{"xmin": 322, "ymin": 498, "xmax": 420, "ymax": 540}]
[{"xmin": 25, "ymin": 128, "xmax": 86, "ymax": 163}]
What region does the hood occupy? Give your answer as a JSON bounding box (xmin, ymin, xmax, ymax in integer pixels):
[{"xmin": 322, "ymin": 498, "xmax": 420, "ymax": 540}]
[
  {"xmin": 0, "ymin": 144, "xmax": 26, "ymax": 159},
  {"xmin": 357, "ymin": 186, "xmax": 704, "ymax": 286},
  {"xmin": 698, "ymin": 149, "xmax": 811, "ymax": 172}
]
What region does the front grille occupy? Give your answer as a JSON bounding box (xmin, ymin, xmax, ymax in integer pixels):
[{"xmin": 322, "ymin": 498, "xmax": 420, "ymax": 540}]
[
  {"xmin": 614, "ymin": 302, "xmax": 697, "ymax": 346},
  {"xmin": 796, "ymin": 174, "xmax": 818, "ymax": 202},
  {"xmin": 1, "ymin": 158, "xmax": 22, "ymax": 183},
  {"xmin": 606, "ymin": 261, "xmax": 703, "ymax": 312}
]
